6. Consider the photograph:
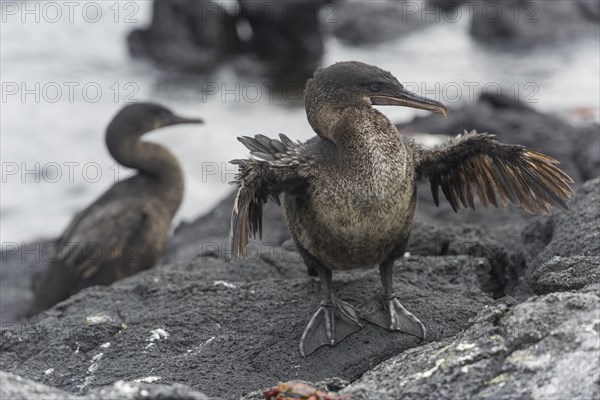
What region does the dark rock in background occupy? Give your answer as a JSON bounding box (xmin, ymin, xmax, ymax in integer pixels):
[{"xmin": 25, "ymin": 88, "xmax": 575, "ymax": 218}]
[
  {"xmin": 238, "ymin": 0, "xmax": 326, "ymax": 83},
  {"xmin": 0, "ymin": 241, "xmax": 51, "ymax": 324},
  {"xmin": 470, "ymin": 0, "xmax": 600, "ymax": 46},
  {"xmin": 128, "ymin": 0, "xmax": 327, "ymax": 82},
  {"xmin": 578, "ymin": 0, "xmax": 600, "ymax": 21},
  {"xmin": 127, "ymin": 0, "xmax": 239, "ymax": 72},
  {"xmin": 325, "ymin": 0, "xmax": 434, "ymax": 45},
  {"xmin": 162, "ymin": 191, "xmax": 289, "ymax": 263}
]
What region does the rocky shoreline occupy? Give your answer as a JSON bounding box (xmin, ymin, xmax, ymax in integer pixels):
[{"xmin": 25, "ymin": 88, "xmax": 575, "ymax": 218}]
[
  {"xmin": 2, "ymin": 0, "xmax": 599, "ymax": 397},
  {"xmin": 1, "ymin": 177, "xmax": 597, "ymax": 399},
  {"xmin": 1, "ymin": 95, "xmax": 598, "ymax": 399}
]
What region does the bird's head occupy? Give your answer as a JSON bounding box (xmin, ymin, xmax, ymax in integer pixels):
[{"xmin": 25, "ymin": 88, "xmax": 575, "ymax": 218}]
[
  {"xmin": 107, "ymin": 103, "xmax": 203, "ymax": 139},
  {"xmin": 305, "ymin": 61, "xmax": 448, "ymax": 136}
]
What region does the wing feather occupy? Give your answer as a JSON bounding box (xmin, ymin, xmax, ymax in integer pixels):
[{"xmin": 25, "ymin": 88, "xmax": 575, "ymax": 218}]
[
  {"xmin": 230, "ymin": 135, "xmax": 306, "ymax": 258},
  {"xmin": 416, "ymin": 130, "xmax": 574, "ymax": 215},
  {"xmin": 55, "ymin": 200, "xmax": 150, "ymax": 280}
]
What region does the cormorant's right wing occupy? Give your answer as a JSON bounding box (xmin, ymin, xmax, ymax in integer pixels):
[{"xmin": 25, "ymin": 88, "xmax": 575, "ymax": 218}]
[
  {"xmin": 415, "ymin": 130, "xmax": 575, "ymax": 215},
  {"xmin": 230, "ymin": 134, "xmax": 307, "ymax": 258}
]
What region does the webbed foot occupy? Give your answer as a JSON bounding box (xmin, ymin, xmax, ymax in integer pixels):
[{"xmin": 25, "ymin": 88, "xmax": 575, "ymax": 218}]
[
  {"xmin": 299, "ymin": 298, "xmax": 362, "ymax": 357},
  {"xmin": 359, "ymin": 294, "xmax": 426, "ymax": 340}
]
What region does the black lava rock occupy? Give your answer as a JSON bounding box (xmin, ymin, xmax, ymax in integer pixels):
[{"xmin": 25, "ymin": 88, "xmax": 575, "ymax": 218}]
[
  {"xmin": 127, "ymin": 0, "xmax": 239, "ymax": 72},
  {"xmin": 470, "ymin": 0, "xmax": 600, "ymax": 46}
]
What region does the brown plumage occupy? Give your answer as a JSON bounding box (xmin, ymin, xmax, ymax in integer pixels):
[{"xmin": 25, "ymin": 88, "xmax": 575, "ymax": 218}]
[
  {"xmin": 416, "ymin": 130, "xmax": 574, "ymax": 215},
  {"xmin": 229, "ymin": 61, "xmax": 574, "ymax": 356}
]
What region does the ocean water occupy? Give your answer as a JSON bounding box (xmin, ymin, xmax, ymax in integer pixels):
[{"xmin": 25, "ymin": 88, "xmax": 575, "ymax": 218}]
[{"xmin": 1, "ymin": 1, "xmax": 599, "ymax": 243}]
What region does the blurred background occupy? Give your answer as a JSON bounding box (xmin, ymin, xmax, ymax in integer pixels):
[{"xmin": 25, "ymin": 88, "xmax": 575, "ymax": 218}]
[{"xmin": 1, "ymin": 0, "xmax": 599, "ymax": 244}]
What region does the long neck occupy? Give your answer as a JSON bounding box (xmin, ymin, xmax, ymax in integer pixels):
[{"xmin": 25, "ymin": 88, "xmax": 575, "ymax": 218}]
[
  {"xmin": 329, "ymin": 106, "xmax": 414, "ymax": 195},
  {"xmin": 333, "ymin": 106, "xmax": 406, "ymax": 161},
  {"xmin": 106, "ymin": 130, "xmax": 184, "ymax": 212}
]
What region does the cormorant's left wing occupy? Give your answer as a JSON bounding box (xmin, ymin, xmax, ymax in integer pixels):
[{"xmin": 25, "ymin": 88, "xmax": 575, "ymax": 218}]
[
  {"xmin": 55, "ymin": 201, "xmax": 150, "ymax": 280},
  {"xmin": 415, "ymin": 130, "xmax": 574, "ymax": 215},
  {"xmin": 230, "ymin": 134, "xmax": 308, "ymax": 258}
]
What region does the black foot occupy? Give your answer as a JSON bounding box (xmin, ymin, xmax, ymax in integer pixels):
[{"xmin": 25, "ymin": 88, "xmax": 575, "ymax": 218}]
[
  {"xmin": 359, "ymin": 295, "xmax": 426, "ymax": 340},
  {"xmin": 299, "ymin": 298, "xmax": 362, "ymax": 357}
]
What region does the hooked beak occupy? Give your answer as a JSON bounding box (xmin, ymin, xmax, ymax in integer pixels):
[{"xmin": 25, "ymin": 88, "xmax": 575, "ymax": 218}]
[
  {"xmin": 161, "ymin": 114, "xmax": 204, "ymax": 127},
  {"xmin": 370, "ymin": 87, "xmax": 449, "ymax": 116}
]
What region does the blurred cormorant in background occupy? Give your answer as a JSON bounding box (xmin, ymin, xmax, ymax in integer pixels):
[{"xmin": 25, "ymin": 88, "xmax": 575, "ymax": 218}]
[{"xmin": 28, "ymin": 103, "xmax": 203, "ymax": 316}]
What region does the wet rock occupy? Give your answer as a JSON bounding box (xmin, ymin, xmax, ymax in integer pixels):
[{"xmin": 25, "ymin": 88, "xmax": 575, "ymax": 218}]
[
  {"xmin": 470, "ymin": 0, "xmax": 600, "ymax": 46},
  {"xmin": 340, "ymin": 291, "xmax": 600, "ymax": 400},
  {"xmin": 238, "ymin": 0, "xmax": 326, "ymax": 83},
  {"xmin": 127, "ymin": 0, "xmax": 239, "ymax": 72},
  {"xmin": 128, "ymin": 0, "xmax": 327, "ymax": 82},
  {"xmin": 0, "ymin": 371, "xmax": 209, "ymax": 400},
  {"xmin": 0, "ymin": 254, "xmax": 490, "ymax": 399},
  {"xmin": 326, "ymin": 0, "xmax": 434, "ymax": 45}
]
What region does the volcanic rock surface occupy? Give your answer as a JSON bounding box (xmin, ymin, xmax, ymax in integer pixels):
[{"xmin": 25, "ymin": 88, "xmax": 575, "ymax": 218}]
[{"xmin": 1, "ymin": 97, "xmax": 598, "ymax": 399}]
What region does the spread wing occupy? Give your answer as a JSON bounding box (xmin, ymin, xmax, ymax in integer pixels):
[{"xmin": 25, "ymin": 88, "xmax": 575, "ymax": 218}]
[
  {"xmin": 56, "ymin": 197, "xmax": 150, "ymax": 279},
  {"xmin": 415, "ymin": 130, "xmax": 575, "ymax": 215},
  {"xmin": 230, "ymin": 134, "xmax": 307, "ymax": 258}
]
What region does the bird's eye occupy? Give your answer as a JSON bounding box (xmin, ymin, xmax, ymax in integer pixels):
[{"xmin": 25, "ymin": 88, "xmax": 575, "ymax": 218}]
[{"xmin": 371, "ymin": 84, "xmax": 381, "ymax": 92}]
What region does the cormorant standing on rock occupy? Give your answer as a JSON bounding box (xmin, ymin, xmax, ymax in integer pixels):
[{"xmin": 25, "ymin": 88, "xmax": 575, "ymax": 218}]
[
  {"xmin": 28, "ymin": 103, "xmax": 203, "ymax": 316},
  {"xmin": 230, "ymin": 62, "xmax": 574, "ymax": 356}
]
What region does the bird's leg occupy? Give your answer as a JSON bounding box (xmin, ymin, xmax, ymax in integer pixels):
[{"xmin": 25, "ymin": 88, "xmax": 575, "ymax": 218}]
[
  {"xmin": 299, "ymin": 265, "xmax": 362, "ymax": 357},
  {"xmin": 359, "ymin": 259, "xmax": 426, "ymax": 340}
]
